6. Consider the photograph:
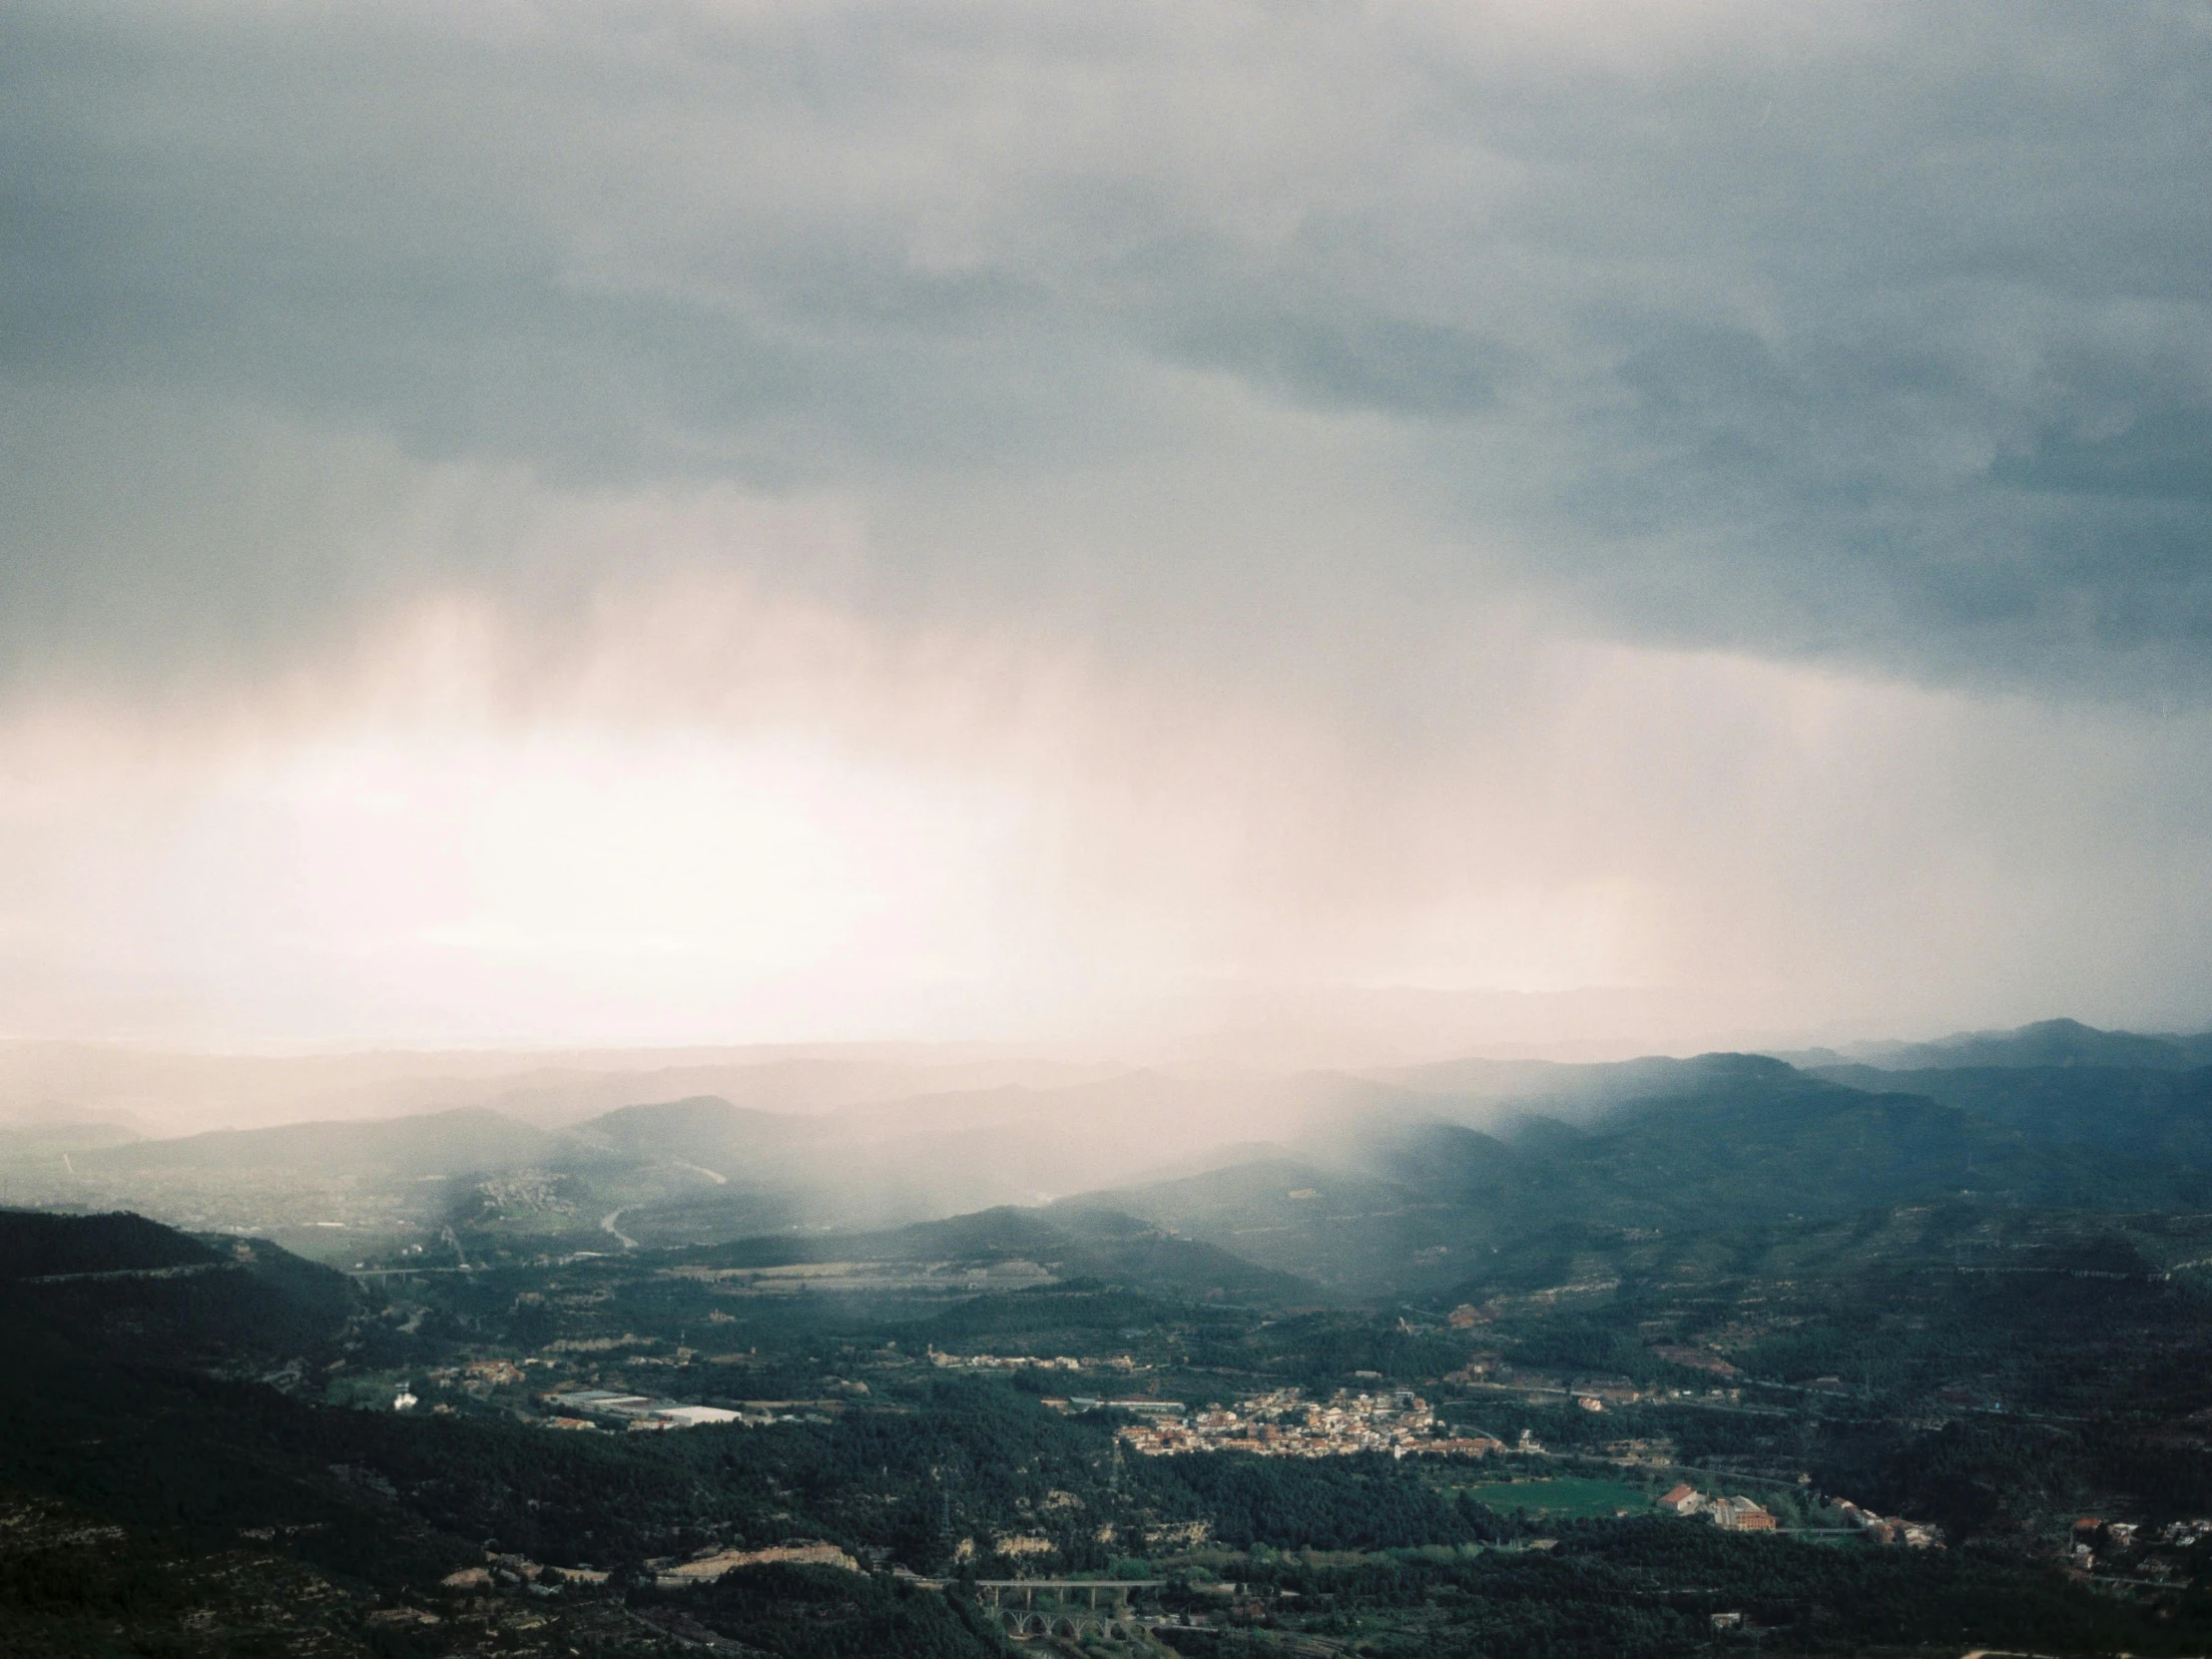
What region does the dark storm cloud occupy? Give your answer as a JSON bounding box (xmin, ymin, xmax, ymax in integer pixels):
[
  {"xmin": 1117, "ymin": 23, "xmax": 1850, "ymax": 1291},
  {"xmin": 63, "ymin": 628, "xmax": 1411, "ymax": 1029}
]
[{"xmin": 4, "ymin": 1, "xmax": 2210, "ymax": 695}]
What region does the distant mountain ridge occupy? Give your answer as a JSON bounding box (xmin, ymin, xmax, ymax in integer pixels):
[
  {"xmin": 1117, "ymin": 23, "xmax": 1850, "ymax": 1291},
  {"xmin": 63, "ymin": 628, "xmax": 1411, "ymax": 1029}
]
[
  {"xmin": 82, "ymin": 1105, "xmax": 563, "ymax": 1179},
  {"xmin": 571, "ymin": 1094, "xmax": 800, "ymax": 1167},
  {"xmin": 1794, "ymin": 1017, "xmax": 2212, "ymax": 1072},
  {"xmin": 19, "ymin": 1017, "xmax": 2212, "ymax": 1302},
  {"xmin": 1084, "ymin": 1049, "xmax": 2212, "ymax": 1296}
]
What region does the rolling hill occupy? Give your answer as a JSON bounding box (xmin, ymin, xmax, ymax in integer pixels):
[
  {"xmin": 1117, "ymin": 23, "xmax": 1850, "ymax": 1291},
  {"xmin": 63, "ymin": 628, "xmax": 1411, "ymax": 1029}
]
[
  {"xmin": 663, "ymin": 1201, "xmax": 1315, "ymax": 1303},
  {"xmin": 0, "ymin": 1209, "xmax": 360, "ymax": 1370},
  {"xmin": 1079, "ymin": 1052, "xmax": 2212, "ymax": 1296}
]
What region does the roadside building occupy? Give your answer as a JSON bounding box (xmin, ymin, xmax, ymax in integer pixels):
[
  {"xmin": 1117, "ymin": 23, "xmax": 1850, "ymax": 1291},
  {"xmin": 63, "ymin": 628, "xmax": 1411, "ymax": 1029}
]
[
  {"xmin": 650, "ymin": 1404, "xmax": 741, "ymax": 1427},
  {"xmin": 1709, "ymin": 1496, "xmax": 1777, "ymax": 1532}
]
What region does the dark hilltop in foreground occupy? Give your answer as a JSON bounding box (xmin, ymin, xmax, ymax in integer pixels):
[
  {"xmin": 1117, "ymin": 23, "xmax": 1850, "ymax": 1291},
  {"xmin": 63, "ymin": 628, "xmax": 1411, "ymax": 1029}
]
[{"xmin": 8, "ymin": 1018, "xmax": 2212, "ymax": 1656}]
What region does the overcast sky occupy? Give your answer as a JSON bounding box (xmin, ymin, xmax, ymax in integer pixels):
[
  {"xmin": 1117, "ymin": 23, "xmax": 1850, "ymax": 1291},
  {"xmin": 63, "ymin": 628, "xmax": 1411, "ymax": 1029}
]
[{"xmin": 3, "ymin": 1, "xmax": 2210, "ymax": 1054}]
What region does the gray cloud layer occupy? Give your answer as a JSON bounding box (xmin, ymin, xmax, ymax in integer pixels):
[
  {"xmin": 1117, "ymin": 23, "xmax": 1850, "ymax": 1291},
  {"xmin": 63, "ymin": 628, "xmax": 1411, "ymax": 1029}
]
[{"xmin": 5, "ymin": 1, "xmax": 2210, "ymax": 700}]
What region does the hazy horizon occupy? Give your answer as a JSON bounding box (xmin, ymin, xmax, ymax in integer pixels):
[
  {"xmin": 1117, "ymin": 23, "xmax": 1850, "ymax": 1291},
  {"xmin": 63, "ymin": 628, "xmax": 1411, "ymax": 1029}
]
[{"xmin": 5, "ymin": 1010, "xmax": 2205, "ymax": 1147}]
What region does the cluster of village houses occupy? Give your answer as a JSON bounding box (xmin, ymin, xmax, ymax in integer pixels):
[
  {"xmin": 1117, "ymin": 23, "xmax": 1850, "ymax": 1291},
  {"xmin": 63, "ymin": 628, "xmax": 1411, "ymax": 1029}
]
[
  {"xmin": 1656, "ymin": 1484, "xmax": 1780, "ymax": 1531},
  {"xmin": 2067, "ymin": 1515, "xmax": 2212, "ymax": 1574},
  {"xmin": 1830, "ymin": 1496, "xmax": 1942, "ymax": 1547},
  {"xmin": 1660, "ymin": 1483, "xmax": 1943, "ymax": 1545},
  {"xmin": 927, "ymin": 1348, "xmax": 1142, "ymax": 1373},
  {"xmin": 1113, "ymin": 1387, "xmax": 1503, "ymax": 1459}
]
